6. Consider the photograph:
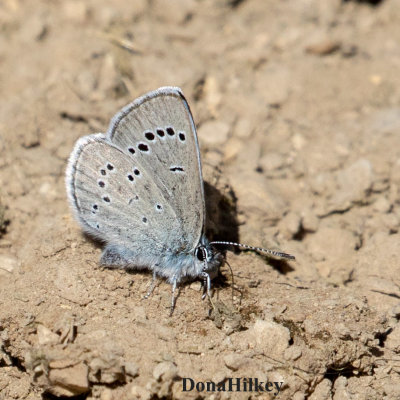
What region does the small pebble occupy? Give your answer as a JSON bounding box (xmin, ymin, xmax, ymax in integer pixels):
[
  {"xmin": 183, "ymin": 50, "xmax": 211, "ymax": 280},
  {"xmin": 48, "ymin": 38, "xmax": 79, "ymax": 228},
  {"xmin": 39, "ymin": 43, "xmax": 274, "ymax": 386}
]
[
  {"xmin": 198, "ymin": 120, "xmax": 230, "ymax": 146},
  {"xmin": 305, "ymin": 39, "xmax": 341, "ymax": 56},
  {"xmin": 153, "ymin": 361, "xmax": 178, "ymax": 382},
  {"xmin": 372, "ymin": 196, "xmax": 391, "ymax": 213},
  {"xmin": 100, "ymin": 388, "xmax": 113, "ymax": 400},
  {"xmin": 0, "ymin": 255, "xmax": 18, "ymax": 274},
  {"xmin": 125, "ymin": 362, "xmax": 139, "ymax": 378},
  {"xmin": 223, "ymin": 353, "xmax": 246, "ymax": 371},
  {"xmin": 234, "ymin": 118, "xmax": 253, "ymax": 139},
  {"xmin": 37, "ymin": 324, "xmax": 59, "ymax": 345},
  {"xmin": 129, "ymin": 385, "xmax": 152, "ymax": 400},
  {"xmin": 48, "ymin": 362, "xmax": 89, "ymax": 397},
  {"xmin": 250, "ymin": 320, "xmax": 290, "ymax": 357},
  {"xmin": 223, "ymin": 138, "xmax": 242, "ymax": 162},
  {"xmin": 301, "ymin": 209, "xmax": 319, "ymax": 232},
  {"xmin": 259, "ymin": 153, "xmax": 285, "ymax": 172},
  {"xmin": 279, "ymin": 211, "xmax": 301, "ymax": 239}
]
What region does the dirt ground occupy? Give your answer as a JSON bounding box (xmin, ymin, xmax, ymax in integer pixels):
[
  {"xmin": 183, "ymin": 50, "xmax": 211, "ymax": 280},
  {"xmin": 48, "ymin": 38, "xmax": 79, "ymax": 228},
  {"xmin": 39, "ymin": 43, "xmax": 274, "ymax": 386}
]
[{"xmin": 1, "ymin": 0, "xmax": 400, "ymax": 399}]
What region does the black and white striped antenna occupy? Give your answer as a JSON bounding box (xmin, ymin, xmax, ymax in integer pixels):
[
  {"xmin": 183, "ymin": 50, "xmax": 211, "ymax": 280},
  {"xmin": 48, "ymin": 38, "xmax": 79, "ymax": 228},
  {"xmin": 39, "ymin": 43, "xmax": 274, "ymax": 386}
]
[{"xmin": 209, "ymin": 241, "xmax": 295, "ymax": 260}]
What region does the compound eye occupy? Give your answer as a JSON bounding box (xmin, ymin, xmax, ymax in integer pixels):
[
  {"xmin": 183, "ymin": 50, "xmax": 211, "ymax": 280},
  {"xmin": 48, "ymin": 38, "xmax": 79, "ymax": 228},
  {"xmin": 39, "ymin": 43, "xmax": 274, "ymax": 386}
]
[{"xmin": 195, "ymin": 246, "xmax": 206, "ymax": 262}]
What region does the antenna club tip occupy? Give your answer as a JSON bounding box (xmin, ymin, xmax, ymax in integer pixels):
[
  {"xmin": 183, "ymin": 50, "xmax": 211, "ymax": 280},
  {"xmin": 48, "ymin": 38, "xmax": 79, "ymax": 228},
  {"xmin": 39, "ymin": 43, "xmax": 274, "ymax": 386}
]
[{"xmin": 273, "ymin": 252, "xmax": 295, "ymax": 260}]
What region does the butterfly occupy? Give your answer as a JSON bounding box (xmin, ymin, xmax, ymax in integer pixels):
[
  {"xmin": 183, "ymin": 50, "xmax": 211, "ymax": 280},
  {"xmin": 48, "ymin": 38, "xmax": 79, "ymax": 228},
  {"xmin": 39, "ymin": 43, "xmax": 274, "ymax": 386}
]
[{"xmin": 66, "ymin": 87, "xmax": 294, "ymax": 311}]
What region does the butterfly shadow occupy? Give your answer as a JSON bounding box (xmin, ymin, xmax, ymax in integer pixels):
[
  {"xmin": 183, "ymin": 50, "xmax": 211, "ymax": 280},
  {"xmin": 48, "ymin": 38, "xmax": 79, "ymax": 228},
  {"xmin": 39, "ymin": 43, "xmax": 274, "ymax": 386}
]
[
  {"xmin": 267, "ymin": 257, "xmax": 295, "ymax": 274},
  {"xmin": 203, "ymin": 180, "xmax": 240, "ymax": 244},
  {"xmin": 203, "ymin": 180, "xmax": 241, "ymax": 291},
  {"xmin": 204, "ymin": 180, "xmax": 294, "ymax": 275}
]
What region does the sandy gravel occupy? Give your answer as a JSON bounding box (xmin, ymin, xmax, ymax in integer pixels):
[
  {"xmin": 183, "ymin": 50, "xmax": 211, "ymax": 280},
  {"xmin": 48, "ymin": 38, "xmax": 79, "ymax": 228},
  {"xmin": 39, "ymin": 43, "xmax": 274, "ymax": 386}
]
[{"xmin": 1, "ymin": 0, "xmax": 400, "ymax": 399}]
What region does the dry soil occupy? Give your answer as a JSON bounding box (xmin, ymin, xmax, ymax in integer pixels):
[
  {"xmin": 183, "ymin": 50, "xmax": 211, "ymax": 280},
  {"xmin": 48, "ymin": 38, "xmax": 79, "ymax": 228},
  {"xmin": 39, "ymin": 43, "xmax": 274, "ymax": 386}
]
[{"xmin": 1, "ymin": 0, "xmax": 400, "ymax": 399}]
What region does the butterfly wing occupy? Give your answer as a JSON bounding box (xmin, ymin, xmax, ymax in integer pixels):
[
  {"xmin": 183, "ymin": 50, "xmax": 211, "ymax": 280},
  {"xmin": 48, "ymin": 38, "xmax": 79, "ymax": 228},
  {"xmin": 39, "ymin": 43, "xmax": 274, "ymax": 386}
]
[{"xmin": 66, "ymin": 87, "xmax": 205, "ymax": 258}]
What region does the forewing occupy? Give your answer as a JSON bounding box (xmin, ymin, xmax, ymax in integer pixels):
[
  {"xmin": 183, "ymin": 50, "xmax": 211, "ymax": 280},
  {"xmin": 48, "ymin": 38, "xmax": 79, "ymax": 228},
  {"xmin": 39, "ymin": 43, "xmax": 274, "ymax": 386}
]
[{"xmin": 106, "ymin": 87, "xmax": 204, "ymax": 253}]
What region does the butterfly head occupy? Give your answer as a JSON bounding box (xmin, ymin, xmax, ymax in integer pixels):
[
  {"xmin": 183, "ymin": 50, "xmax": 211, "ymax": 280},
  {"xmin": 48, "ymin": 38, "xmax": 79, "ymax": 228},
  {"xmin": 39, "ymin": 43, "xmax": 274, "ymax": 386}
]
[{"xmin": 193, "ymin": 236, "xmax": 223, "ymax": 281}]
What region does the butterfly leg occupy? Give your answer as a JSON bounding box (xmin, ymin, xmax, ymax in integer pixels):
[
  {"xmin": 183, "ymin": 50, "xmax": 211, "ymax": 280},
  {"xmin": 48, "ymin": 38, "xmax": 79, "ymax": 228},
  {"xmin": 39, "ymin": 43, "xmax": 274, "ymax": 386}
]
[
  {"xmin": 169, "ymin": 277, "xmax": 178, "ymax": 316},
  {"xmin": 201, "ymin": 272, "xmax": 216, "ymax": 312},
  {"xmin": 201, "ymin": 272, "xmax": 211, "ymax": 300},
  {"xmin": 144, "ymin": 270, "xmax": 158, "ymax": 299}
]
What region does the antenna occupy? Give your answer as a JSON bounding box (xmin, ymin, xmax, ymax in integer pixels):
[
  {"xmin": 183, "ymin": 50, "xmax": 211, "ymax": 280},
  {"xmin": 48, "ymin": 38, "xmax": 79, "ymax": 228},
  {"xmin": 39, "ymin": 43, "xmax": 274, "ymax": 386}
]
[{"xmin": 209, "ymin": 241, "xmax": 295, "ymax": 260}]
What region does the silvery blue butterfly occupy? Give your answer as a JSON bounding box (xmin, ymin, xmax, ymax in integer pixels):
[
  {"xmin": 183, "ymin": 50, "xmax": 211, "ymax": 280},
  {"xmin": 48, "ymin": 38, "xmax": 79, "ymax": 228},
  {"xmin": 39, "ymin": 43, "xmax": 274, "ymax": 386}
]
[{"xmin": 66, "ymin": 87, "xmax": 294, "ymax": 311}]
